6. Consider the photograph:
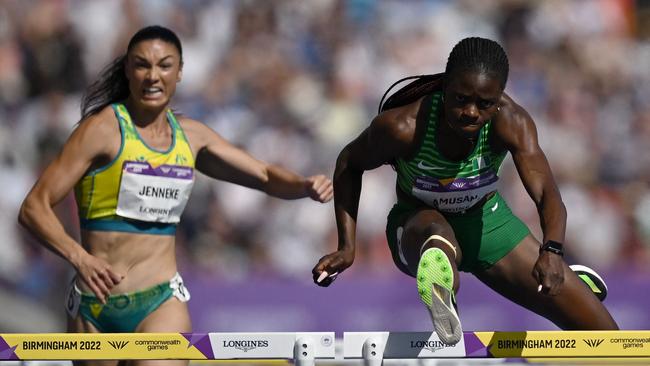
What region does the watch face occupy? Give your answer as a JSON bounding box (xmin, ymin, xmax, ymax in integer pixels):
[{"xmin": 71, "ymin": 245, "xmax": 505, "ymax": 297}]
[
  {"xmin": 545, "ymin": 240, "xmax": 562, "ymax": 249},
  {"xmin": 542, "ymin": 241, "xmax": 563, "ymax": 255}
]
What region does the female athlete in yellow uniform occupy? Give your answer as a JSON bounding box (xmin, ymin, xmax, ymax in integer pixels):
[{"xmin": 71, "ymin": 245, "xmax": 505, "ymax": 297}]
[{"xmin": 19, "ymin": 25, "xmax": 333, "ymax": 366}]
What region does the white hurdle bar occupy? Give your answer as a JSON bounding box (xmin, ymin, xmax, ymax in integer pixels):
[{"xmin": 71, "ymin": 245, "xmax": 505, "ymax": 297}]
[
  {"xmin": 211, "ymin": 332, "xmax": 335, "ymax": 366},
  {"xmin": 345, "ymin": 331, "xmax": 465, "ymax": 365},
  {"xmin": 345, "ymin": 331, "xmax": 650, "ymax": 365},
  {"xmin": 0, "ymin": 332, "xmax": 335, "ymax": 366}
]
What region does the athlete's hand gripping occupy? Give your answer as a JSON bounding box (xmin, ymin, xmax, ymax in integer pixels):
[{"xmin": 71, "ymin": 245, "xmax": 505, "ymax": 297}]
[
  {"xmin": 532, "ymin": 251, "xmax": 564, "ymax": 296},
  {"xmin": 305, "ymin": 175, "xmax": 334, "ymax": 203},
  {"xmin": 312, "ymin": 249, "xmax": 354, "ymax": 287},
  {"xmin": 73, "ymin": 252, "xmax": 124, "ymax": 304}
]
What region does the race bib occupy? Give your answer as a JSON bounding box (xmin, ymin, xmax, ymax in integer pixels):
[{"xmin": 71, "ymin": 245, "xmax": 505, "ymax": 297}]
[
  {"xmin": 412, "ymin": 171, "xmax": 498, "ymax": 213},
  {"xmin": 116, "ymin": 161, "xmax": 194, "ymax": 223}
]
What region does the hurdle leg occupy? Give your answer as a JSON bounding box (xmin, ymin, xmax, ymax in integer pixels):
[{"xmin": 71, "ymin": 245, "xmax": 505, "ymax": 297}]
[
  {"xmin": 293, "ymin": 337, "xmax": 314, "ymax": 366},
  {"xmin": 362, "ymin": 336, "xmax": 385, "ymax": 366}
]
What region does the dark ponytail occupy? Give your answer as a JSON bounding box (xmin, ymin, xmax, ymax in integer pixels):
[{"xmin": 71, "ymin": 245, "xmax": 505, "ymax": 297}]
[
  {"xmin": 80, "ymin": 25, "xmax": 183, "ymax": 120},
  {"xmin": 80, "ymin": 55, "xmax": 129, "ymax": 119}
]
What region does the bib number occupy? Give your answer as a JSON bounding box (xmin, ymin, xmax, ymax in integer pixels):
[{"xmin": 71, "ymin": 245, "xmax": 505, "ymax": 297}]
[
  {"xmin": 412, "ymin": 171, "xmax": 498, "ymax": 213},
  {"xmin": 116, "ymin": 161, "xmax": 194, "ymax": 223}
]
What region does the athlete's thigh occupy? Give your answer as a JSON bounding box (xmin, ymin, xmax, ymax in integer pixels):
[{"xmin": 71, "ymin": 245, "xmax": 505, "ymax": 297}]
[
  {"xmin": 474, "ymin": 235, "xmax": 617, "ymax": 330},
  {"xmin": 67, "ymin": 315, "xmax": 120, "ymax": 366},
  {"xmin": 135, "ymin": 297, "xmax": 191, "ymax": 332},
  {"xmin": 400, "ymin": 209, "xmax": 463, "ymax": 275},
  {"xmin": 128, "ymin": 298, "xmax": 192, "ymax": 366}
]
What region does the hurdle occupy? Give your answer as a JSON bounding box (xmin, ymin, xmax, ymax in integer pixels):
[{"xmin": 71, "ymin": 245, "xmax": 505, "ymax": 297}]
[
  {"xmin": 5, "ymin": 331, "xmax": 650, "ymax": 365},
  {"xmin": 344, "ymin": 331, "xmax": 650, "ymax": 365},
  {"xmin": 0, "ymin": 332, "xmax": 335, "ymax": 366}
]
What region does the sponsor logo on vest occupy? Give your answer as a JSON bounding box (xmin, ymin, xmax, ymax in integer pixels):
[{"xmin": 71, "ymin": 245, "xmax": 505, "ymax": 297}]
[
  {"xmin": 222, "ymin": 340, "xmax": 270, "ymax": 352},
  {"xmin": 417, "ymin": 161, "xmax": 444, "ymax": 170},
  {"xmin": 410, "ymin": 340, "xmax": 446, "ymax": 352},
  {"xmin": 583, "ymin": 339, "xmax": 604, "ymax": 348},
  {"xmin": 108, "ymin": 341, "xmax": 129, "ymax": 350}
]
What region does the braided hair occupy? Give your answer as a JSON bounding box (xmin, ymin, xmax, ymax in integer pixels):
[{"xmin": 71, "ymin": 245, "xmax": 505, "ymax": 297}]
[{"xmin": 379, "ymin": 37, "xmax": 509, "ymax": 113}]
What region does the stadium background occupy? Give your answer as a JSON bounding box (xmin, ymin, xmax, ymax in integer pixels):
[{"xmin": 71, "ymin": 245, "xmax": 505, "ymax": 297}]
[{"xmin": 0, "ymin": 0, "xmax": 648, "ymax": 334}]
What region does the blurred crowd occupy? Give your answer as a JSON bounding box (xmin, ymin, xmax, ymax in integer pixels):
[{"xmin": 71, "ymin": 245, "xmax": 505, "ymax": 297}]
[{"xmin": 0, "ymin": 0, "xmax": 649, "ymax": 308}]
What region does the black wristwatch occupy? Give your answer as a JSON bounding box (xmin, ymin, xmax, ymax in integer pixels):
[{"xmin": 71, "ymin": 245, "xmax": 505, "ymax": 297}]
[{"xmin": 540, "ymin": 240, "xmax": 564, "ymax": 256}]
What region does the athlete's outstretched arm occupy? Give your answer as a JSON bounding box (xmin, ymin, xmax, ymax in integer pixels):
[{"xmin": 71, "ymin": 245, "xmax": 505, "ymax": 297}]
[
  {"xmin": 182, "ymin": 118, "xmax": 332, "ymax": 203},
  {"xmin": 495, "ymin": 96, "xmax": 567, "ymax": 295},
  {"xmin": 18, "ymin": 111, "xmax": 125, "ymax": 302},
  {"xmin": 312, "ymin": 105, "xmax": 415, "ymax": 286}
]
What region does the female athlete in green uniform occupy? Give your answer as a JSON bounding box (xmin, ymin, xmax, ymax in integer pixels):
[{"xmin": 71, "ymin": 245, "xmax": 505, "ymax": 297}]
[
  {"xmin": 19, "ymin": 25, "xmax": 333, "ymax": 366},
  {"xmin": 312, "ymin": 37, "xmax": 617, "ymax": 345}
]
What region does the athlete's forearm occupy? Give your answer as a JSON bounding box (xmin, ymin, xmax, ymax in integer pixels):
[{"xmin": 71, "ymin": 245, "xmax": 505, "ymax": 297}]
[
  {"xmin": 18, "ymin": 196, "xmax": 86, "ymax": 268},
  {"xmin": 537, "ymin": 191, "xmax": 567, "ymax": 244},
  {"xmin": 333, "ymin": 155, "xmax": 363, "ymax": 254},
  {"xmin": 335, "ymin": 206, "xmax": 358, "ymax": 254},
  {"xmin": 261, "ymin": 164, "xmax": 311, "ymax": 199}
]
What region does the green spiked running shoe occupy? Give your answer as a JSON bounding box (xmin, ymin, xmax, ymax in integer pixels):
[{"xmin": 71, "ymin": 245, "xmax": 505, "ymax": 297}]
[
  {"xmin": 570, "ymin": 264, "xmax": 608, "ymax": 301},
  {"xmin": 417, "ymin": 247, "xmax": 462, "ymax": 345}
]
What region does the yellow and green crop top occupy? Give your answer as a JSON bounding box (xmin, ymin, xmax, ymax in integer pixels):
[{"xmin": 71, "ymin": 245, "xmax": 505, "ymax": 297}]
[{"xmin": 74, "ymin": 103, "xmax": 195, "ymax": 235}]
